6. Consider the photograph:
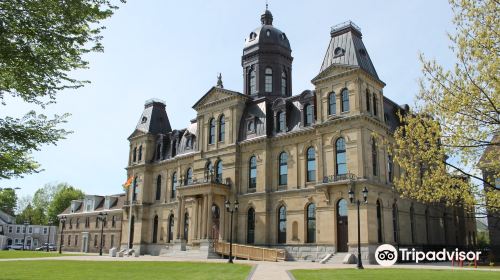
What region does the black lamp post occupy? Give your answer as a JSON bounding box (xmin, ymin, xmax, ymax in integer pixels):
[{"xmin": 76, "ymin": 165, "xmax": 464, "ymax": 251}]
[
  {"xmin": 58, "ymin": 216, "xmax": 67, "ymax": 254},
  {"xmin": 47, "ymin": 219, "xmax": 53, "ymax": 252},
  {"xmin": 97, "ymin": 212, "xmax": 107, "ymax": 256},
  {"xmin": 224, "ymin": 199, "xmax": 239, "ymax": 264},
  {"xmin": 22, "ymin": 221, "xmax": 29, "ymax": 251},
  {"xmin": 348, "ymin": 186, "xmax": 368, "ymax": 269}
]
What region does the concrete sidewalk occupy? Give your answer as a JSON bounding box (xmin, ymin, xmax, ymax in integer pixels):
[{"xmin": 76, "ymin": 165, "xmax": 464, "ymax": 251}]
[{"xmin": 1, "ymin": 255, "xmax": 498, "ymax": 280}]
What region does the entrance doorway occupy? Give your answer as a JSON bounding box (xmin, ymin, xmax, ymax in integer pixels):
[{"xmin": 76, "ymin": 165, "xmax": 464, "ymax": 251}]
[
  {"xmin": 337, "ymin": 198, "xmax": 348, "ymax": 252},
  {"xmin": 211, "ymin": 204, "xmax": 220, "ymax": 239}
]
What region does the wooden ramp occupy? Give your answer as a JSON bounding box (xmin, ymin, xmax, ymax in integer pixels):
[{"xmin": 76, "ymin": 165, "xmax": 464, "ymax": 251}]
[{"xmin": 214, "ymin": 241, "xmax": 286, "ymax": 262}]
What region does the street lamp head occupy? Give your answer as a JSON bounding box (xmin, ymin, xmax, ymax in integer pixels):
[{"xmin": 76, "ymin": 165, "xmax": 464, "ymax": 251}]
[
  {"xmin": 234, "ymin": 200, "xmax": 239, "ymax": 210},
  {"xmin": 348, "ymin": 188, "xmax": 354, "ymax": 204},
  {"xmin": 362, "ymin": 186, "xmax": 368, "ymax": 203},
  {"xmin": 225, "ymin": 200, "xmax": 230, "ymax": 211}
]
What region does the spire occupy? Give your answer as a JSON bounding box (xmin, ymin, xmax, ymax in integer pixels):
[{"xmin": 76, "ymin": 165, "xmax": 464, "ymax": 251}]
[
  {"xmin": 261, "ymin": 4, "xmax": 273, "ymax": 25},
  {"xmin": 216, "ymin": 73, "xmax": 224, "ymax": 88}
]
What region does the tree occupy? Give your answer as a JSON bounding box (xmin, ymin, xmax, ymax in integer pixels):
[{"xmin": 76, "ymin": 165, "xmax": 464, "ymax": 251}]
[
  {"xmin": 390, "ymin": 0, "xmax": 499, "ymax": 210},
  {"xmin": 0, "ymin": 0, "xmax": 123, "ymax": 179},
  {"xmin": 15, "ymin": 203, "xmax": 46, "ymax": 225},
  {"xmin": 47, "ymin": 185, "xmax": 84, "ymax": 224},
  {"xmin": 0, "ymin": 188, "xmax": 17, "ymax": 216}
]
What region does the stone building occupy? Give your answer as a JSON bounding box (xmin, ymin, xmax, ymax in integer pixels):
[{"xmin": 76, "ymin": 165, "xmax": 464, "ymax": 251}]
[
  {"xmin": 0, "ymin": 209, "xmax": 57, "ymax": 250},
  {"xmin": 121, "ymin": 9, "xmax": 476, "ymax": 262},
  {"xmin": 58, "ymin": 194, "xmax": 124, "ymax": 253}
]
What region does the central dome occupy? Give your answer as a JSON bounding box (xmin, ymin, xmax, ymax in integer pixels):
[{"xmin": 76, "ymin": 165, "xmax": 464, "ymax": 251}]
[{"xmin": 244, "ymin": 9, "xmax": 290, "ymax": 50}]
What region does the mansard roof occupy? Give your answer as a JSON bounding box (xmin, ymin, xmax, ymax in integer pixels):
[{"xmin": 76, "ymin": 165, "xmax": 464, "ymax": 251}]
[
  {"xmin": 317, "ymin": 21, "xmax": 381, "ymax": 83},
  {"xmin": 130, "ymin": 99, "xmax": 172, "ymax": 139}
]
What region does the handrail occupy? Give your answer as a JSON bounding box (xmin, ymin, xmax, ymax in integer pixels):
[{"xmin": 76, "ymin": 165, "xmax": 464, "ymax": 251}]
[{"xmin": 214, "ymin": 241, "xmax": 286, "ymax": 262}]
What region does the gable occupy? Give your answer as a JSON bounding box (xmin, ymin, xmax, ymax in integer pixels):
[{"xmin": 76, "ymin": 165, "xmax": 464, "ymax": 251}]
[
  {"xmin": 192, "ymin": 87, "xmax": 248, "ymax": 110},
  {"xmin": 311, "ymin": 64, "xmax": 358, "ymax": 84}
]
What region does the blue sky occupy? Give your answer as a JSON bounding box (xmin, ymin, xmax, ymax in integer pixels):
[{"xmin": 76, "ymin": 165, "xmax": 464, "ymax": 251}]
[{"xmin": 2, "ymin": 0, "xmax": 455, "ymax": 200}]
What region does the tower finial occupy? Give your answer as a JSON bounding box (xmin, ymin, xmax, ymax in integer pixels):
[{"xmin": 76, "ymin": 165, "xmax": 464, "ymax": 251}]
[
  {"xmin": 216, "ymin": 73, "xmax": 224, "ymax": 88},
  {"xmin": 266, "ymin": 0, "xmax": 268, "ymax": 10},
  {"xmin": 261, "ymin": 2, "xmax": 273, "ymax": 25}
]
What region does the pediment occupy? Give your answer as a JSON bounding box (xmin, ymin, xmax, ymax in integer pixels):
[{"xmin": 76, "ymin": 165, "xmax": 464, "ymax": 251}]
[
  {"xmin": 192, "ymin": 87, "xmax": 248, "ymax": 110},
  {"xmin": 311, "ymin": 64, "xmax": 358, "ymax": 84},
  {"xmin": 127, "ymin": 129, "xmax": 147, "ymax": 140}
]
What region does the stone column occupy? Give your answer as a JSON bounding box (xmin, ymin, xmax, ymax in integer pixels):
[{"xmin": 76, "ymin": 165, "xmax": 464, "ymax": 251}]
[
  {"xmin": 202, "ymin": 195, "xmax": 208, "ymax": 239},
  {"xmin": 193, "ymin": 198, "xmax": 199, "ymax": 240},
  {"xmin": 177, "ymin": 197, "xmax": 185, "ymax": 239},
  {"xmin": 197, "ymin": 198, "xmax": 203, "ymax": 240},
  {"xmin": 206, "ymin": 194, "xmax": 213, "ymax": 239}
]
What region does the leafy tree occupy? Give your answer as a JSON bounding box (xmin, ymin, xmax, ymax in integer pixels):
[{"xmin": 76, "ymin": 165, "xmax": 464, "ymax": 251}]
[
  {"xmin": 15, "ymin": 203, "xmax": 46, "ymax": 225},
  {"xmin": 47, "ymin": 185, "xmax": 84, "ymax": 224},
  {"xmin": 0, "ymin": 0, "xmax": 123, "ymax": 179},
  {"xmin": 0, "ymin": 188, "xmax": 17, "ymax": 216},
  {"xmin": 390, "ymin": 0, "xmax": 499, "ymax": 210}
]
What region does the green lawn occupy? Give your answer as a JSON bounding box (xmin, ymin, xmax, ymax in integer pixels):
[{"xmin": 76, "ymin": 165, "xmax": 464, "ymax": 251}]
[
  {"xmin": 291, "ymin": 268, "xmax": 498, "ymax": 280},
  {"xmin": 0, "ymin": 250, "xmax": 82, "ymax": 259},
  {"xmin": 1, "ymin": 261, "xmax": 252, "ymax": 280}
]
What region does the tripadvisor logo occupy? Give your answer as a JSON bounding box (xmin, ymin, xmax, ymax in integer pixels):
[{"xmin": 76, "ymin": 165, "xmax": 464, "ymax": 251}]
[{"xmin": 375, "ymin": 244, "xmax": 482, "ymax": 266}]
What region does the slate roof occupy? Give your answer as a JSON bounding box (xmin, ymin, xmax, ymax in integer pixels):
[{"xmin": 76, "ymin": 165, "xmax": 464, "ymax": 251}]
[
  {"xmin": 134, "ymin": 99, "xmax": 172, "ymax": 135},
  {"xmin": 319, "ymin": 21, "xmax": 380, "ymax": 82}
]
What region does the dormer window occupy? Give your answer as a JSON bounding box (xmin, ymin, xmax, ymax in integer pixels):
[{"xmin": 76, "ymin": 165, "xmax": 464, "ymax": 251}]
[
  {"xmin": 249, "ymin": 32, "xmax": 257, "ymax": 40},
  {"xmin": 186, "ymin": 136, "xmax": 192, "ymax": 149},
  {"xmin": 334, "ymin": 47, "xmax": 345, "ymax": 57},
  {"xmin": 277, "ymin": 111, "xmax": 286, "ymax": 132},
  {"xmin": 248, "ymin": 67, "xmax": 256, "ymax": 95},
  {"xmin": 281, "ymin": 33, "xmax": 287, "ymax": 40},
  {"xmin": 266, "ymin": 30, "xmax": 271, "ymax": 37},
  {"xmin": 85, "ymin": 199, "xmax": 93, "ymax": 212},
  {"xmin": 304, "ymin": 104, "xmax": 313, "ymax": 126},
  {"xmin": 141, "ymin": 116, "xmax": 147, "ymax": 123},
  {"xmin": 247, "ymin": 120, "xmax": 255, "ymax": 132}
]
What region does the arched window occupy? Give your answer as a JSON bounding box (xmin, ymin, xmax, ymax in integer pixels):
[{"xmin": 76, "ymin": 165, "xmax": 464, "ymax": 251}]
[
  {"xmin": 132, "ymin": 147, "xmax": 137, "ymax": 162},
  {"xmin": 156, "ymin": 143, "xmax": 161, "ymax": 160},
  {"xmin": 373, "ymin": 94, "xmax": 378, "ymax": 116},
  {"xmin": 279, "ymin": 152, "xmax": 288, "ymax": 185},
  {"xmin": 152, "ymin": 215, "xmax": 158, "ymax": 243},
  {"xmin": 366, "ymin": 89, "xmax": 370, "ymax": 112},
  {"xmin": 215, "ymin": 160, "xmax": 223, "ymax": 183},
  {"xmin": 265, "ymin": 67, "xmax": 273, "ymax": 93},
  {"xmin": 372, "ymin": 138, "xmax": 378, "ymax": 176},
  {"xmin": 336, "ymin": 138, "xmax": 347, "ymax": 175},
  {"xmin": 410, "ymin": 205, "xmax": 416, "ymax": 244},
  {"xmin": 392, "ymin": 202, "xmax": 399, "ymax": 243},
  {"xmin": 138, "ymin": 145, "xmax": 143, "ymax": 161},
  {"xmin": 328, "ymin": 92, "xmax": 336, "ymax": 115},
  {"xmin": 377, "ymin": 200, "xmax": 383, "ymax": 243},
  {"xmin": 248, "ymin": 67, "xmax": 256, "ymax": 94},
  {"xmin": 183, "ymin": 212, "xmax": 189, "ymax": 241},
  {"xmin": 132, "ymin": 177, "xmax": 138, "ymax": 201},
  {"xmin": 186, "ymin": 137, "xmax": 192, "ymax": 148},
  {"xmin": 155, "ymin": 175, "xmax": 162, "ymax": 201},
  {"xmin": 388, "ymin": 155, "xmax": 394, "ymax": 183},
  {"xmin": 171, "ymin": 172, "xmax": 177, "ymax": 199},
  {"xmin": 218, "ymin": 115, "xmax": 225, "ymax": 142},
  {"xmin": 249, "ymin": 156, "xmax": 257, "ymax": 189},
  {"xmin": 341, "ymin": 88, "xmax": 349, "ymax": 112},
  {"xmin": 306, "ymin": 147, "xmax": 316, "ymax": 182},
  {"xmin": 281, "ymin": 71, "xmax": 287, "ymax": 96},
  {"xmin": 304, "ymin": 104, "xmax": 313, "ymax": 126},
  {"xmin": 277, "ymin": 111, "xmax": 286, "ymax": 132},
  {"xmin": 168, "ymin": 214, "xmax": 174, "ymax": 242},
  {"xmin": 205, "ymin": 161, "xmax": 213, "ymax": 180},
  {"xmin": 208, "ymin": 118, "xmax": 215, "ymax": 144},
  {"xmin": 278, "ymin": 206, "xmax": 286, "ymax": 244},
  {"xmin": 247, "ymin": 208, "xmax": 255, "ymax": 244},
  {"xmin": 185, "ymin": 168, "xmax": 193, "ymax": 185},
  {"xmin": 306, "ymin": 203, "xmax": 316, "ymax": 243}
]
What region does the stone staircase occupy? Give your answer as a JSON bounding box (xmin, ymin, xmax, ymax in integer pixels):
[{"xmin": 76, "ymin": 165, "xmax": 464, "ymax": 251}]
[
  {"xmin": 159, "ymin": 242, "xmax": 220, "ymax": 259},
  {"xmin": 320, "ymin": 252, "xmax": 350, "ymax": 264}
]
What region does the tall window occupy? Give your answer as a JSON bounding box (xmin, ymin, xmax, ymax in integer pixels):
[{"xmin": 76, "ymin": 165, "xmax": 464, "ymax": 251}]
[
  {"xmin": 279, "ymin": 152, "xmax": 288, "ymax": 185},
  {"xmin": 278, "ymin": 206, "xmax": 286, "ymax": 244},
  {"xmin": 168, "ymin": 214, "xmax": 174, "ymax": 242},
  {"xmin": 373, "ymin": 94, "xmax": 377, "ymax": 116},
  {"xmin": 377, "ymin": 200, "xmax": 383, "ymax": 243},
  {"xmin": 410, "ymin": 205, "xmax": 415, "ymax": 244},
  {"xmin": 392, "ymin": 202, "xmax": 399, "ymax": 243},
  {"xmin": 248, "ymin": 67, "xmax": 256, "ymax": 94},
  {"xmin": 111, "ymin": 216, "xmax": 116, "ymax": 228},
  {"xmin": 205, "ymin": 161, "xmax": 213, "ymax": 180},
  {"xmin": 277, "ymin": 111, "xmax": 286, "ymax": 132},
  {"xmin": 132, "ymin": 147, "xmax": 137, "ymax": 162},
  {"xmin": 341, "ymin": 88, "xmax": 349, "ymax": 112},
  {"xmin": 156, "ymin": 143, "xmax": 161, "ymax": 160},
  {"xmin": 138, "ymin": 145, "xmax": 143, "ymax": 161},
  {"xmin": 247, "ymin": 208, "xmax": 255, "ymax": 244},
  {"xmin": 306, "ymin": 147, "xmax": 316, "ymax": 182},
  {"xmin": 388, "ymin": 155, "xmax": 394, "ymax": 183},
  {"xmin": 249, "ymin": 156, "xmax": 257, "ymax": 189},
  {"xmin": 208, "ymin": 118, "xmax": 215, "ymax": 144},
  {"xmin": 184, "ymin": 212, "xmax": 189, "ymax": 241},
  {"xmin": 171, "ymin": 140, "xmax": 177, "ymax": 157},
  {"xmin": 366, "ymin": 89, "xmax": 370, "ymax": 112},
  {"xmin": 186, "ymin": 168, "xmax": 193, "ymax": 185},
  {"xmin": 336, "ymin": 138, "xmax": 347, "ymax": 175},
  {"xmin": 281, "ymin": 71, "xmax": 287, "ymax": 96},
  {"xmin": 171, "ymin": 172, "xmax": 177, "ymax": 198},
  {"xmin": 372, "ymin": 138, "xmax": 378, "ymax": 176},
  {"xmin": 152, "ymin": 215, "xmax": 158, "ymax": 243},
  {"xmin": 215, "ymin": 160, "xmax": 223, "ymax": 183},
  {"xmin": 328, "ymin": 92, "xmax": 336, "ymax": 115},
  {"xmin": 304, "ymin": 104, "xmax": 313, "ymax": 126},
  {"xmin": 155, "ymin": 175, "xmax": 162, "ymax": 201},
  {"xmin": 265, "ymin": 67, "xmax": 273, "ymax": 93},
  {"xmin": 132, "ymin": 177, "xmax": 138, "ymax": 201},
  {"xmin": 218, "ymin": 115, "xmax": 225, "ymax": 142},
  {"xmin": 306, "ymin": 203, "xmax": 316, "ymax": 243}
]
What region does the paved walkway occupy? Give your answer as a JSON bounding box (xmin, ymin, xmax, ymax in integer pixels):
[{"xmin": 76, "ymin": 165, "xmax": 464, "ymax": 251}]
[{"xmin": 1, "ymin": 255, "xmax": 498, "ymax": 280}]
